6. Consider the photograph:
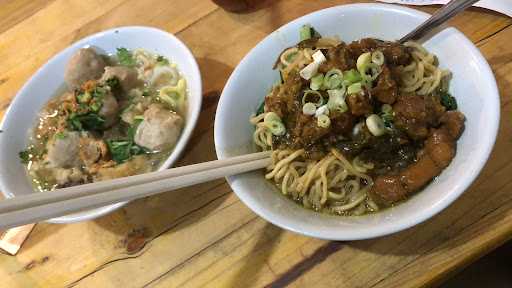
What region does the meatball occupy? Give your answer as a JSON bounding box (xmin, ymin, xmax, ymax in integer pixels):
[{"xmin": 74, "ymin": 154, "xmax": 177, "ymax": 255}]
[
  {"xmin": 101, "ymin": 66, "xmax": 142, "ymax": 94},
  {"xmin": 99, "ymin": 92, "xmax": 119, "ymax": 127},
  {"xmin": 134, "ymin": 104, "xmax": 184, "ymax": 151},
  {"xmin": 65, "ymin": 48, "xmax": 106, "ymax": 90},
  {"xmin": 46, "ymin": 131, "xmax": 81, "ymax": 168}
]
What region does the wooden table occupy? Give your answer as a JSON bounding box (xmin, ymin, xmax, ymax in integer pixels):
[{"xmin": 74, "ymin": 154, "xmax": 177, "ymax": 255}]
[{"xmin": 0, "ymin": 1, "xmax": 510, "ymax": 287}]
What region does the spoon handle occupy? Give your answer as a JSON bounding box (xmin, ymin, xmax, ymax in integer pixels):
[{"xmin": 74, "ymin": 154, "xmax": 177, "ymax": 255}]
[{"xmin": 399, "ymin": 0, "xmax": 480, "ymax": 43}]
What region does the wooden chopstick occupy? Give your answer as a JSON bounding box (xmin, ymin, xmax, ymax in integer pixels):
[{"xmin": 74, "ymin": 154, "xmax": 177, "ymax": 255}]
[
  {"xmin": 0, "ymin": 152, "xmax": 271, "ymax": 230},
  {"xmin": 0, "ymin": 151, "xmax": 271, "ymax": 214}
]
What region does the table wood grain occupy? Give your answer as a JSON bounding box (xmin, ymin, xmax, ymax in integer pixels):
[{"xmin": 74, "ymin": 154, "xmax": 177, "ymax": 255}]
[{"xmin": 0, "ymin": 1, "xmax": 510, "ymax": 287}]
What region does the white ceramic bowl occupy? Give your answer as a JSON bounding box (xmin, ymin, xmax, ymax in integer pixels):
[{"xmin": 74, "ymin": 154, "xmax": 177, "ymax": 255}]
[
  {"xmin": 0, "ymin": 26, "xmax": 202, "ymax": 223},
  {"xmin": 214, "ymin": 4, "xmax": 500, "ymax": 240}
]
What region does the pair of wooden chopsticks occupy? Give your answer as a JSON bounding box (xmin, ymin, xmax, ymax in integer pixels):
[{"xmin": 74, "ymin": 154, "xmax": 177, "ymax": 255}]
[{"xmin": 0, "ymin": 151, "xmax": 271, "ymax": 230}]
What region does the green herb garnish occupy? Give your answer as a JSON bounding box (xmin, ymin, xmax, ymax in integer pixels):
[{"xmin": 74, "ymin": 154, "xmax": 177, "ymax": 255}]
[
  {"xmin": 107, "ymin": 119, "xmax": 146, "ymax": 163},
  {"xmin": 116, "ymin": 47, "xmax": 135, "ymax": 66},
  {"xmin": 91, "ymin": 86, "xmax": 107, "ymax": 100},
  {"xmin": 156, "ymin": 55, "xmax": 170, "ymax": 65},
  {"xmin": 67, "ymin": 113, "xmax": 105, "ymax": 131},
  {"xmin": 127, "ymin": 118, "xmax": 143, "ymax": 141},
  {"xmin": 18, "ymin": 145, "xmax": 42, "ymax": 164},
  {"xmin": 381, "ymin": 113, "xmax": 393, "ymax": 128},
  {"xmin": 76, "ymin": 91, "xmax": 92, "ymax": 103},
  {"xmin": 256, "ymin": 101, "xmax": 265, "ymax": 115},
  {"xmin": 90, "ymin": 102, "xmax": 101, "ymax": 112},
  {"xmin": 142, "ymin": 88, "xmax": 152, "ymax": 97},
  {"xmin": 55, "ymin": 132, "xmax": 67, "ymax": 139},
  {"xmin": 105, "ymin": 77, "xmax": 120, "ymax": 89},
  {"xmin": 107, "ymin": 140, "xmax": 146, "ymax": 163},
  {"xmin": 299, "ymin": 24, "xmax": 321, "ymax": 41},
  {"xmin": 440, "ymin": 92, "xmax": 458, "ymax": 111},
  {"xmin": 19, "ymin": 150, "xmax": 31, "ymax": 164}
]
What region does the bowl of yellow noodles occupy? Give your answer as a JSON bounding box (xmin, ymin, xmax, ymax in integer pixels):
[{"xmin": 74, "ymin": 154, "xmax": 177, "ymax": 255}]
[{"xmin": 214, "ymin": 4, "xmax": 499, "ymax": 240}]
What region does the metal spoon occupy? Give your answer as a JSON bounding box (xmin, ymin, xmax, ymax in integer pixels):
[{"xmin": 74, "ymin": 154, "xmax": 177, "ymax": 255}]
[{"xmin": 399, "ymin": 0, "xmax": 480, "ymax": 43}]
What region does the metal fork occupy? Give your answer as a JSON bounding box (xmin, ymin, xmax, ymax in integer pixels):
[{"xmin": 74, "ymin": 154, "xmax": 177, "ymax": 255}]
[{"xmin": 399, "ymin": 0, "xmax": 480, "ymax": 43}]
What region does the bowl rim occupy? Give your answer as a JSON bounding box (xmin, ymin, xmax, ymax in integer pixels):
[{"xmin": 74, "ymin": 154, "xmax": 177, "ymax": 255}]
[
  {"xmin": 214, "ymin": 3, "xmax": 500, "ymax": 240},
  {"xmin": 0, "ymin": 25, "xmax": 203, "ymax": 223}
]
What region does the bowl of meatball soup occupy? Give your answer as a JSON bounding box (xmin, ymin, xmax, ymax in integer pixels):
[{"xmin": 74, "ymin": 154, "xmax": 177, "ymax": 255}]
[{"xmin": 0, "ymin": 26, "xmax": 202, "ymax": 223}]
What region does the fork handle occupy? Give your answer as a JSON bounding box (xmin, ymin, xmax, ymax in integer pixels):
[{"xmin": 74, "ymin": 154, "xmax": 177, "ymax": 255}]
[{"xmin": 399, "ymin": 0, "xmax": 480, "ymax": 43}]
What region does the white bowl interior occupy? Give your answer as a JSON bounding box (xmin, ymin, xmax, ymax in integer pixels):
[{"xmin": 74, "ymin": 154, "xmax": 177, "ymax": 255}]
[
  {"xmin": 214, "ymin": 4, "xmax": 499, "ymax": 240},
  {"xmin": 0, "ymin": 26, "xmax": 202, "ymax": 223}
]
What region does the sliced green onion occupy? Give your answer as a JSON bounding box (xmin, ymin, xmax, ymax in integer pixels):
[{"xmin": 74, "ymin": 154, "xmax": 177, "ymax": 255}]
[
  {"xmin": 366, "ymin": 114, "xmax": 386, "ymax": 136},
  {"xmin": 263, "ymin": 112, "xmax": 286, "ymax": 136},
  {"xmin": 315, "ymin": 105, "xmax": 329, "ymax": 117},
  {"xmin": 302, "ymin": 102, "xmax": 317, "ymax": 115},
  {"xmin": 312, "ymin": 50, "xmax": 326, "ymax": 63},
  {"xmin": 371, "ymin": 50, "xmax": 385, "ymax": 66},
  {"xmin": 300, "ymin": 62, "xmax": 320, "ymax": 80},
  {"xmin": 310, "ymin": 73, "xmax": 324, "ymax": 91},
  {"xmin": 300, "ymin": 24, "xmax": 313, "ymax": 41},
  {"xmin": 381, "ymin": 104, "xmax": 393, "ymax": 114},
  {"xmin": 286, "ymin": 52, "xmax": 298, "ymax": 62},
  {"xmin": 302, "ymin": 90, "xmax": 324, "ymax": 106},
  {"xmin": 264, "ymin": 112, "xmax": 281, "ymax": 123},
  {"xmin": 327, "ymin": 89, "xmax": 348, "ymax": 113},
  {"xmin": 356, "ymin": 52, "xmax": 372, "ymax": 73},
  {"xmin": 357, "ymin": 52, "xmax": 383, "ymax": 84},
  {"xmin": 367, "ymin": 63, "xmax": 382, "ymax": 80},
  {"xmin": 323, "ymin": 69, "xmax": 343, "ymax": 89},
  {"xmin": 347, "ymin": 83, "xmax": 362, "ymax": 95},
  {"xmin": 266, "ymin": 121, "xmax": 286, "ymax": 136},
  {"xmin": 343, "ymin": 69, "xmax": 362, "ymax": 84},
  {"xmin": 317, "ymin": 114, "xmax": 331, "ymax": 128}
]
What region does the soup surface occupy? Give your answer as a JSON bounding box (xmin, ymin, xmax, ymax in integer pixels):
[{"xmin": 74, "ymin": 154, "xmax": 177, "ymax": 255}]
[{"xmin": 20, "ymin": 47, "xmax": 187, "ymax": 191}]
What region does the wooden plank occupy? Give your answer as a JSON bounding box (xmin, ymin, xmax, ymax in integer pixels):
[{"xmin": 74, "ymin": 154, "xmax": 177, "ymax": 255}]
[
  {"xmin": 0, "ymin": 0, "xmax": 54, "ymax": 34},
  {"xmin": 414, "ymin": 6, "xmax": 512, "ymax": 42},
  {"xmin": 0, "ymin": 0, "xmax": 510, "ymax": 287}
]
